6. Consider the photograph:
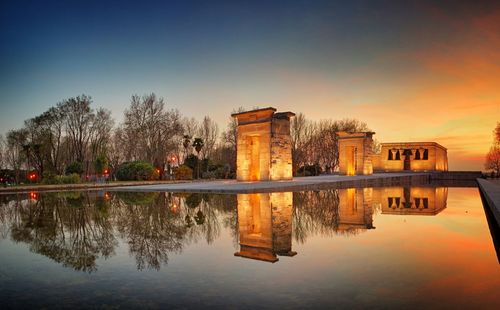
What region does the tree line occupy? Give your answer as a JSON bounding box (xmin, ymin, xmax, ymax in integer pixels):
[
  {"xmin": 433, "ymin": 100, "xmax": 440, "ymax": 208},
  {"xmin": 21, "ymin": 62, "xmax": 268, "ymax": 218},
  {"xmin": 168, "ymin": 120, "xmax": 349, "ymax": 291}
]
[{"xmin": 0, "ymin": 93, "xmax": 373, "ymax": 184}]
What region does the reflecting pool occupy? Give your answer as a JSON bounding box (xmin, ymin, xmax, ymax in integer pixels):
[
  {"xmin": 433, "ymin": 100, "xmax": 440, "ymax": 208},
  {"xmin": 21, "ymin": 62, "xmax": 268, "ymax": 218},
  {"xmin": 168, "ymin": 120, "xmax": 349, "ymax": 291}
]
[{"xmin": 0, "ymin": 186, "xmax": 499, "ymax": 309}]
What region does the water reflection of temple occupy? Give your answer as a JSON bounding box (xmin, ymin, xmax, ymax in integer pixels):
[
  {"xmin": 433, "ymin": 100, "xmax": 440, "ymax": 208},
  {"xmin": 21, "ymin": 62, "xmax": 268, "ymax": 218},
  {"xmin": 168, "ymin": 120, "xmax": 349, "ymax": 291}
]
[
  {"xmin": 374, "ymin": 187, "xmax": 448, "ymax": 216},
  {"xmin": 235, "ymin": 192, "xmax": 296, "ymax": 263},
  {"xmin": 338, "ymin": 188, "xmax": 375, "ymax": 232}
]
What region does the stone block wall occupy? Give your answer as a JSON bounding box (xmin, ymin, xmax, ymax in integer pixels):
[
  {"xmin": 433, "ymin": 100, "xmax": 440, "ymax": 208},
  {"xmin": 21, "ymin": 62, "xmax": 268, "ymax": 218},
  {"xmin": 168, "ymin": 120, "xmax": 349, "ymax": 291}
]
[
  {"xmin": 270, "ymin": 192, "xmax": 294, "ymax": 255},
  {"xmin": 374, "ymin": 142, "xmax": 448, "ymax": 172},
  {"xmin": 234, "ymin": 192, "xmax": 296, "ymax": 262},
  {"xmin": 233, "ymin": 108, "xmax": 295, "ymax": 181},
  {"xmin": 337, "ymin": 188, "xmax": 374, "ymax": 231},
  {"xmin": 337, "ymin": 132, "xmax": 374, "ymax": 175},
  {"xmin": 270, "ymin": 118, "xmax": 293, "ymax": 180}
]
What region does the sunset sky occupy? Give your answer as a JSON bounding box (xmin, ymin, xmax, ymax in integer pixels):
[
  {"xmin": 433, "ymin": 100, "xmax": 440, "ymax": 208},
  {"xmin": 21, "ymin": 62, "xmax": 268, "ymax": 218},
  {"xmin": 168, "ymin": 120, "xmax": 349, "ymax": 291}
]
[{"xmin": 1, "ymin": 0, "xmax": 499, "ymax": 171}]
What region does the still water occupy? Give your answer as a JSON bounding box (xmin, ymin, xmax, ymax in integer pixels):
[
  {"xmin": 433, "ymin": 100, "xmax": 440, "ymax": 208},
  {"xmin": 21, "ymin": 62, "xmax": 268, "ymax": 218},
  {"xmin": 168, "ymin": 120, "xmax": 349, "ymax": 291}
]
[{"xmin": 0, "ymin": 186, "xmax": 499, "ymax": 309}]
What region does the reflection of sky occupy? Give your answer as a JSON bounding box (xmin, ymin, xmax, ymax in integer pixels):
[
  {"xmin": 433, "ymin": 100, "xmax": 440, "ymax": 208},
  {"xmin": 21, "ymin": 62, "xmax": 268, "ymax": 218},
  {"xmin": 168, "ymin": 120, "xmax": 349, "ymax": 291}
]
[{"xmin": 1, "ymin": 1, "xmax": 499, "ymax": 170}]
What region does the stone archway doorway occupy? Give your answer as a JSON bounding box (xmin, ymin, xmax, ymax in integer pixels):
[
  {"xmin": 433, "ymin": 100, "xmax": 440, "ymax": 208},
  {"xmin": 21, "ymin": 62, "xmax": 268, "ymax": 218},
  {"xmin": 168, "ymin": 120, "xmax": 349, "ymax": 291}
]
[
  {"xmin": 346, "ymin": 146, "xmax": 357, "ymax": 176},
  {"xmin": 249, "ymin": 136, "xmax": 261, "ymax": 181}
]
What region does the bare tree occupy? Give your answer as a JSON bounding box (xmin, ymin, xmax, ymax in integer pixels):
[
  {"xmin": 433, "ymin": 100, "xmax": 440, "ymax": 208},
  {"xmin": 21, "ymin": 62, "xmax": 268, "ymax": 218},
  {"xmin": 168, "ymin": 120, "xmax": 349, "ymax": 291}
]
[
  {"xmin": 6, "ymin": 129, "xmax": 28, "ymax": 183},
  {"xmin": 291, "ymin": 116, "xmax": 370, "ymax": 175},
  {"xmin": 291, "ymin": 112, "xmax": 309, "ymax": 175},
  {"xmin": 43, "ymin": 107, "xmax": 66, "ymax": 174},
  {"xmin": 0, "ymin": 134, "xmax": 5, "ymax": 170},
  {"xmin": 58, "ymin": 95, "xmax": 95, "ymax": 163},
  {"xmin": 122, "ymin": 93, "xmax": 183, "ymax": 177},
  {"xmin": 107, "ymin": 127, "xmax": 127, "ymax": 180},
  {"xmin": 218, "ymin": 107, "xmax": 245, "ymax": 173},
  {"xmin": 485, "ymin": 145, "xmax": 500, "ymax": 176},
  {"xmin": 89, "ymin": 108, "xmax": 114, "ymax": 168},
  {"xmin": 198, "ymin": 116, "xmax": 219, "ymax": 161}
]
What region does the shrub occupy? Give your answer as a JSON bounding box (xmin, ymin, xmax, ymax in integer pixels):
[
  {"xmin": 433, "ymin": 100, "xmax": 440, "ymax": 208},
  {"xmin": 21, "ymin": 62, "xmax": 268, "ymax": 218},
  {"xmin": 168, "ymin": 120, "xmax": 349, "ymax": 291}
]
[
  {"xmin": 184, "ymin": 155, "xmax": 209, "ymax": 179},
  {"xmin": 94, "ymin": 155, "xmax": 108, "ymax": 175},
  {"xmin": 175, "ymin": 165, "xmax": 193, "ymax": 180},
  {"xmin": 65, "ymin": 161, "xmax": 83, "ymax": 175},
  {"xmin": 61, "ymin": 173, "xmax": 81, "ymax": 184},
  {"xmin": 202, "ymin": 170, "xmax": 217, "ymax": 179},
  {"xmin": 297, "ymin": 163, "xmax": 322, "ymax": 176},
  {"xmin": 115, "ymin": 161, "xmax": 156, "ymax": 181},
  {"xmin": 42, "ymin": 173, "xmax": 81, "ymax": 184},
  {"xmin": 184, "ymin": 154, "xmax": 198, "ymax": 170}
]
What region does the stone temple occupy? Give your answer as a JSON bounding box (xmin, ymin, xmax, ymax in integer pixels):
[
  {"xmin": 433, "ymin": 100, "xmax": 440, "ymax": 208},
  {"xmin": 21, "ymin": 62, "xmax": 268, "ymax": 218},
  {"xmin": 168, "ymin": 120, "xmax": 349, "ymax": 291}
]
[
  {"xmin": 337, "ymin": 131, "xmax": 448, "ymax": 175},
  {"xmin": 232, "ymin": 107, "xmax": 448, "ymax": 180},
  {"xmin": 232, "ymin": 107, "xmax": 295, "ymax": 181}
]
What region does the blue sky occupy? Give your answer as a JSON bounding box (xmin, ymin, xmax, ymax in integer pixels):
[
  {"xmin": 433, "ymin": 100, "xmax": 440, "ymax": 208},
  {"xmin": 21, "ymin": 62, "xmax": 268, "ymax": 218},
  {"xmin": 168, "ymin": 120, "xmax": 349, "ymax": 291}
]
[{"xmin": 1, "ymin": 0, "xmax": 499, "ymax": 170}]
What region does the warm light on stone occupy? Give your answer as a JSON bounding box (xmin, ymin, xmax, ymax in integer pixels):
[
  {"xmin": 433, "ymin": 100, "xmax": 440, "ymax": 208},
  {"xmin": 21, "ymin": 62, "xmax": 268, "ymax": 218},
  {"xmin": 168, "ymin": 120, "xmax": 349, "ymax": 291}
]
[
  {"xmin": 338, "ymin": 132, "xmax": 448, "ymax": 174},
  {"xmin": 337, "ymin": 131, "xmax": 375, "ymax": 176},
  {"xmin": 234, "ymin": 192, "xmax": 296, "ymax": 263},
  {"xmin": 232, "ymin": 107, "xmax": 295, "ymax": 181},
  {"xmin": 372, "ymin": 142, "xmax": 448, "ymax": 172}
]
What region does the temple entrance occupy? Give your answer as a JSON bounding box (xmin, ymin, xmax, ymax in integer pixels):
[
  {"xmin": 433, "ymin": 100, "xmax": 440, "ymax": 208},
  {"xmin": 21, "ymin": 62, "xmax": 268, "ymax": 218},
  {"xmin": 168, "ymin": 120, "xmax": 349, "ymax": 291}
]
[
  {"xmin": 249, "ymin": 136, "xmax": 260, "ymax": 181},
  {"xmin": 346, "ymin": 146, "xmax": 357, "ymax": 176},
  {"xmin": 249, "ymin": 194, "xmax": 262, "ymax": 236},
  {"xmin": 403, "ymin": 149, "xmax": 412, "ymax": 170}
]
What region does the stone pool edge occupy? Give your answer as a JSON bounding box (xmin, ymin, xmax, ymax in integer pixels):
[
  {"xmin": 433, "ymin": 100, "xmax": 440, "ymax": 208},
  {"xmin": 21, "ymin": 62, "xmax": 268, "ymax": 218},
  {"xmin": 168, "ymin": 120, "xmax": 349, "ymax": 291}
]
[{"xmin": 477, "ymin": 179, "xmax": 500, "ymax": 227}]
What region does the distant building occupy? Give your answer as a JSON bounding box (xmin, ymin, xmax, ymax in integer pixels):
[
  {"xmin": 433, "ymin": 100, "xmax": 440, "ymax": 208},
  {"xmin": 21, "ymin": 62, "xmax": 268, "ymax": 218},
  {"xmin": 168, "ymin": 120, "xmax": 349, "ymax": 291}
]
[
  {"xmin": 372, "ymin": 142, "xmax": 448, "ymax": 172},
  {"xmin": 337, "ymin": 132, "xmax": 448, "ymax": 175},
  {"xmin": 232, "ymin": 107, "xmax": 295, "ymax": 181}
]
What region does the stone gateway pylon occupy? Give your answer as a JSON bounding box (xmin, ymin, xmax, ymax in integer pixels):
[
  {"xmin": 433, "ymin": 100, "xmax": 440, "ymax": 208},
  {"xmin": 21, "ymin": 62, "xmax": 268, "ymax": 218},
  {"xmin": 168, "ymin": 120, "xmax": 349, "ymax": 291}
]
[
  {"xmin": 337, "ymin": 131, "xmax": 375, "ymax": 176},
  {"xmin": 232, "ymin": 107, "xmax": 295, "ymax": 181}
]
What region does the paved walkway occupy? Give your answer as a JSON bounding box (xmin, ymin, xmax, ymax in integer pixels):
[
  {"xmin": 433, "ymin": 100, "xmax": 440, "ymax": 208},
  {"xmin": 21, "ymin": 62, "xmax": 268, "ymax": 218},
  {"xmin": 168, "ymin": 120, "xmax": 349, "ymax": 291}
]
[
  {"xmin": 477, "ymin": 179, "xmax": 500, "ymax": 227},
  {"xmin": 109, "ymin": 173, "xmax": 430, "ymax": 194}
]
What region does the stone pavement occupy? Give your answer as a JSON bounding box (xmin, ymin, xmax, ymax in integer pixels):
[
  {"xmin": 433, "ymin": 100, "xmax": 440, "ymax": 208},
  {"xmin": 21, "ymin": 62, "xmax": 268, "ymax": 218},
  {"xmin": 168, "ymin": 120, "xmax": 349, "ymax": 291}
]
[
  {"xmin": 109, "ymin": 173, "xmax": 431, "ymax": 194},
  {"xmin": 477, "ymin": 178, "xmax": 500, "ymax": 227}
]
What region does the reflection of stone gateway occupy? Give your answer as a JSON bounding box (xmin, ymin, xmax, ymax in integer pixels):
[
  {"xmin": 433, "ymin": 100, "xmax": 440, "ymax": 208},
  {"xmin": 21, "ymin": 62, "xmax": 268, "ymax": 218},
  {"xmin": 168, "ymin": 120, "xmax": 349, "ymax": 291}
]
[
  {"xmin": 338, "ymin": 188, "xmax": 375, "ymax": 231},
  {"xmin": 232, "ymin": 107, "xmax": 295, "ymax": 181},
  {"xmin": 234, "ymin": 192, "xmax": 296, "ymax": 263}
]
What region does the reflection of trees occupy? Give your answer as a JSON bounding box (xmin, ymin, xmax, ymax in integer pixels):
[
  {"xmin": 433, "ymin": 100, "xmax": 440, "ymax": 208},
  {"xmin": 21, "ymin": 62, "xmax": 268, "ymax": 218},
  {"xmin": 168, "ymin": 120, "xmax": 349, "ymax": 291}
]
[
  {"xmin": 206, "ymin": 194, "xmax": 238, "ymax": 247},
  {"xmin": 4, "ymin": 192, "xmax": 116, "ymax": 272},
  {"xmin": 293, "ymin": 190, "xmax": 341, "ymax": 243},
  {"xmin": 112, "ymin": 192, "xmax": 236, "ymax": 270},
  {"xmin": 0, "ymin": 191, "xmax": 246, "ymax": 272},
  {"xmin": 114, "ymin": 192, "xmax": 187, "ymax": 270}
]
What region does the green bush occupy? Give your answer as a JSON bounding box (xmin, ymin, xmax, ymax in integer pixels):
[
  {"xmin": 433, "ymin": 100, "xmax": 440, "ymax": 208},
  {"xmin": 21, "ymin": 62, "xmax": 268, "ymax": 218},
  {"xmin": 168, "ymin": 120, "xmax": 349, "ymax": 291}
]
[
  {"xmin": 115, "ymin": 161, "xmax": 156, "ymax": 181},
  {"xmin": 65, "ymin": 161, "xmax": 84, "ymax": 175},
  {"xmin": 184, "ymin": 155, "xmax": 209, "ymax": 179},
  {"xmin": 42, "ymin": 173, "xmax": 81, "ymax": 184},
  {"xmin": 175, "ymin": 165, "xmax": 193, "ymax": 180},
  {"xmin": 94, "ymin": 155, "xmax": 108, "ymax": 175}
]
